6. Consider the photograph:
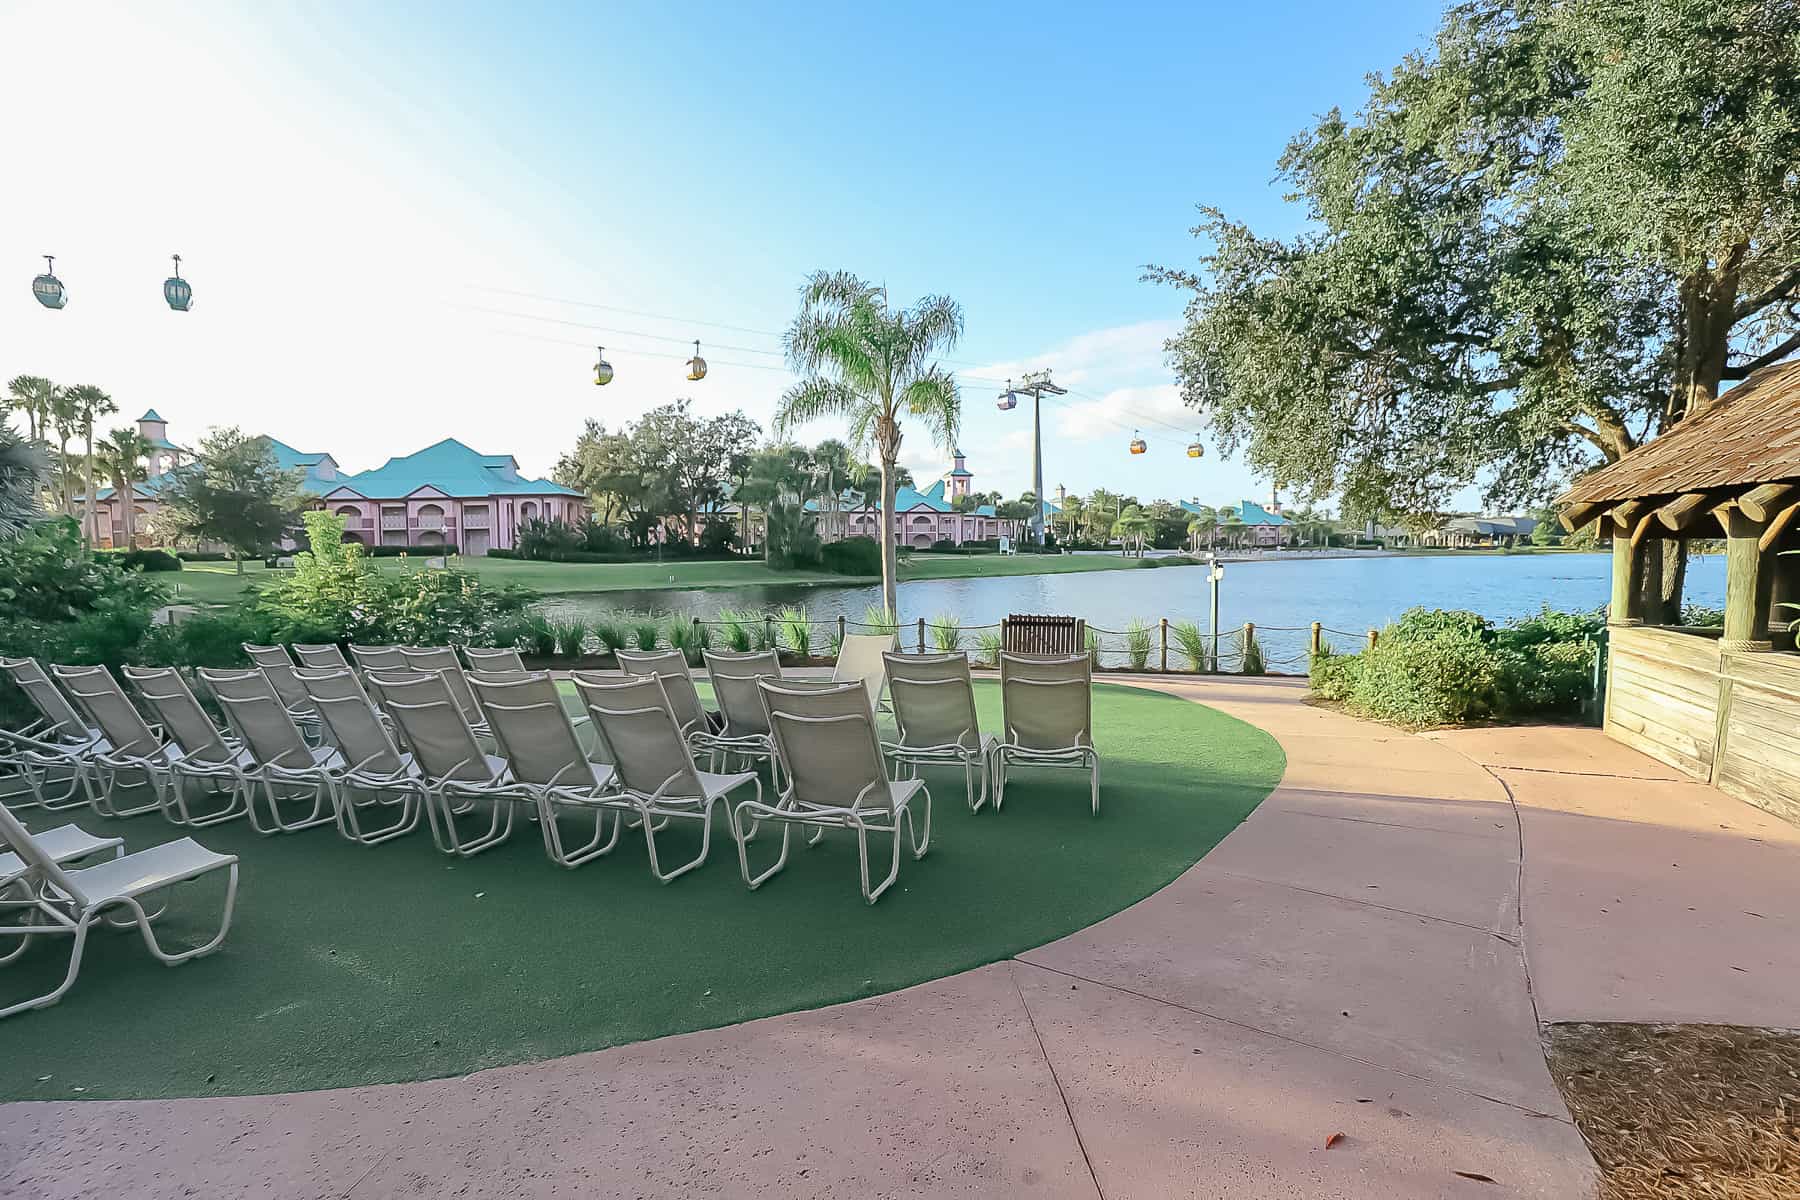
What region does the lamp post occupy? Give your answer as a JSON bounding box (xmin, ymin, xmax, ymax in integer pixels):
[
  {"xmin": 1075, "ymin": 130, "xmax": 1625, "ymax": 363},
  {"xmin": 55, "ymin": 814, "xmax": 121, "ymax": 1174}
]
[{"xmin": 996, "ymin": 369, "xmax": 1066, "ymax": 546}]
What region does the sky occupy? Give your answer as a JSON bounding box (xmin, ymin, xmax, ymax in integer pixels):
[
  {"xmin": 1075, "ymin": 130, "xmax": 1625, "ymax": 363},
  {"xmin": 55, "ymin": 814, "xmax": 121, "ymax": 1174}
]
[{"xmin": 1, "ymin": 0, "xmax": 1448, "ymax": 510}]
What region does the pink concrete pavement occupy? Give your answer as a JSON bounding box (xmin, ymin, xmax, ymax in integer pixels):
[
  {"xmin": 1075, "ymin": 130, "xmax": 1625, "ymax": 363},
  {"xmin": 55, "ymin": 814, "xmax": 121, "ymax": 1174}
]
[{"xmin": 6, "ymin": 676, "xmax": 1792, "ymax": 1198}]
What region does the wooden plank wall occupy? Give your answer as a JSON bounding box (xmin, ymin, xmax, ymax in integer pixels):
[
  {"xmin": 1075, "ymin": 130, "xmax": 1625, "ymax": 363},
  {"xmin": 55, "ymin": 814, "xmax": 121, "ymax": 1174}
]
[
  {"xmin": 1714, "ymin": 650, "xmax": 1800, "ymax": 823},
  {"xmin": 1604, "ymin": 626, "xmax": 1800, "ymax": 824},
  {"xmin": 1605, "ymin": 627, "xmax": 1722, "ymax": 780}
]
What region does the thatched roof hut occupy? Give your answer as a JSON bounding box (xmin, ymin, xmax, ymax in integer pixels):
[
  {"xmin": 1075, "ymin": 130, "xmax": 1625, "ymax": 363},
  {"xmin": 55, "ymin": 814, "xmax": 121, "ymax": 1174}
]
[{"xmin": 1557, "ymin": 360, "xmax": 1800, "ymax": 823}]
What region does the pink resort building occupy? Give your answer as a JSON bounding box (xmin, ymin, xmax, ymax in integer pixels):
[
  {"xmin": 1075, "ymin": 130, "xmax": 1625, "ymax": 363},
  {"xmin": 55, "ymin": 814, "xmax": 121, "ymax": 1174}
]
[
  {"xmin": 828, "ymin": 449, "xmax": 1022, "ymax": 548},
  {"xmin": 92, "ymin": 413, "xmax": 584, "ymax": 555}
]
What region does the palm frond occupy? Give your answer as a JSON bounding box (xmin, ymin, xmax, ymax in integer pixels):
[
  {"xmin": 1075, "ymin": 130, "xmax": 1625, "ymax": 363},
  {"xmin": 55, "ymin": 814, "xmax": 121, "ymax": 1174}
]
[
  {"xmin": 774, "ymin": 377, "xmax": 866, "ymax": 436},
  {"xmin": 900, "ymin": 366, "xmax": 961, "ymax": 451}
]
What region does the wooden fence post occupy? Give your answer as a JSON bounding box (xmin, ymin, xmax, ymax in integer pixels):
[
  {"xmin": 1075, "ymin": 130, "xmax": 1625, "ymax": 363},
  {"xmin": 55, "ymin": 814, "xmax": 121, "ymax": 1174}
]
[
  {"xmin": 837, "ymin": 614, "xmax": 847, "ymax": 649},
  {"xmin": 917, "ymin": 617, "xmax": 927, "ymax": 653},
  {"xmin": 1160, "ymin": 617, "xmax": 1169, "ymax": 672},
  {"xmin": 1366, "ymin": 628, "xmax": 1379, "ymax": 651},
  {"xmin": 1309, "ymin": 621, "xmax": 1323, "ymax": 656}
]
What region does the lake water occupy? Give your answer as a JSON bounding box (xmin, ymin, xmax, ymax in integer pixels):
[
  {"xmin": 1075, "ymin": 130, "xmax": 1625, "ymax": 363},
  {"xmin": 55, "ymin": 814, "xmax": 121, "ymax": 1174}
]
[{"xmin": 538, "ymin": 552, "xmax": 1727, "ymax": 669}]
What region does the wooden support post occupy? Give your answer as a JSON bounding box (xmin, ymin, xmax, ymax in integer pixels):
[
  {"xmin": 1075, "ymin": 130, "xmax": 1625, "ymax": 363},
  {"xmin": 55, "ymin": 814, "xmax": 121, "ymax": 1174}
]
[
  {"xmin": 1309, "ymin": 621, "xmax": 1323, "ymax": 656},
  {"xmin": 917, "ymin": 616, "xmax": 927, "ymax": 654},
  {"xmin": 837, "ymin": 614, "xmax": 847, "ymax": 649},
  {"xmin": 1243, "ymin": 622, "xmax": 1255, "ymax": 671},
  {"xmin": 1608, "ymin": 518, "xmax": 1640, "ymax": 626},
  {"xmin": 1159, "ymin": 618, "xmax": 1168, "ymax": 672},
  {"xmin": 1722, "ymin": 507, "xmax": 1773, "ymax": 651},
  {"xmin": 1366, "ymin": 628, "xmax": 1378, "ymax": 651}
]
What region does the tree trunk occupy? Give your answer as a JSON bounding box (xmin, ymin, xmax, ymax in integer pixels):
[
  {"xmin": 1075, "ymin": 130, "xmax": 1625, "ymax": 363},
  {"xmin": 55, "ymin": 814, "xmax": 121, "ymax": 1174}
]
[
  {"xmin": 876, "ymin": 416, "xmax": 901, "ymax": 620},
  {"xmin": 83, "ymin": 422, "xmax": 97, "ymax": 546}
]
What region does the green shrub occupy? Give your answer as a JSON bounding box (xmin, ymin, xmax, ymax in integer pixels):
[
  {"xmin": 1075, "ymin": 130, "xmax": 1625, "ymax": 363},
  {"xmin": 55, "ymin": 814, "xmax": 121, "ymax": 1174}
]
[
  {"xmin": 1171, "ymin": 620, "xmax": 1208, "ymax": 671},
  {"xmin": 0, "ymin": 519, "xmax": 168, "ymax": 621},
  {"xmin": 1308, "ymin": 646, "xmax": 1360, "ymax": 702},
  {"xmin": 106, "ymin": 547, "xmax": 182, "ymax": 572},
  {"xmin": 930, "ymin": 613, "xmax": 962, "ymax": 652},
  {"xmin": 716, "ymin": 609, "xmax": 753, "ymax": 653},
  {"xmin": 552, "ymin": 619, "xmax": 588, "ymax": 657},
  {"xmin": 861, "ymin": 604, "xmax": 899, "ymax": 635},
  {"xmin": 666, "ymin": 618, "xmax": 708, "ymax": 665},
  {"xmin": 1085, "ymin": 627, "xmax": 1100, "ymax": 667},
  {"xmin": 819, "ymin": 535, "xmax": 881, "ymax": 576},
  {"xmin": 1125, "ymin": 619, "xmax": 1152, "ymax": 670},
  {"xmin": 976, "ymin": 630, "xmax": 1002, "ymax": 667},
  {"xmin": 632, "ymin": 621, "xmax": 660, "ymax": 652},
  {"xmin": 589, "ymin": 617, "xmax": 628, "ymax": 655},
  {"xmin": 518, "ymin": 612, "xmax": 556, "ymax": 658},
  {"xmin": 777, "ymin": 606, "xmax": 811, "ymax": 657},
  {"xmin": 133, "ymin": 610, "xmax": 270, "ymax": 669}
]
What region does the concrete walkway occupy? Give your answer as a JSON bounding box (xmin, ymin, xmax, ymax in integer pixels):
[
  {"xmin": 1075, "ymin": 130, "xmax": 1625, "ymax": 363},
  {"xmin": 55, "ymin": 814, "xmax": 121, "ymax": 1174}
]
[{"xmin": 5, "ymin": 677, "xmax": 1795, "ymax": 1199}]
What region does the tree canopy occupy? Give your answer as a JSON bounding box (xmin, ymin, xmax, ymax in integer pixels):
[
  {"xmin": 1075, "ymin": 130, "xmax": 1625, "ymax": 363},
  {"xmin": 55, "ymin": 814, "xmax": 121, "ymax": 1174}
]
[
  {"xmin": 151, "ymin": 428, "xmax": 308, "ymax": 570},
  {"xmin": 1150, "ymin": 0, "xmax": 1800, "ymax": 520}
]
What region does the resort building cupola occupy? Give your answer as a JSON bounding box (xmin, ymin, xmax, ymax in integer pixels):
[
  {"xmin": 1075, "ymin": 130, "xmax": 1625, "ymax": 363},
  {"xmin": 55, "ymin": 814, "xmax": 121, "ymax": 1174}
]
[{"xmin": 945, "ymin": 448, "xmax": 973, "ymax": 499}]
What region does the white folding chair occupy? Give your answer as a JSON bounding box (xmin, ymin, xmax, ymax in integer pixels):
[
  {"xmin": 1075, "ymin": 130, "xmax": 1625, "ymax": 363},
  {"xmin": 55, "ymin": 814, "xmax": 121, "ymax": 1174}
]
[
  {"xmin": 883, "ymin": 651, "xmax": 996, "ymax": 813},
  {"xmin": 292, "ymin": 643, "xmax": 351, "ymax": 670},
  {"xmin": 469, "ymin": 671, "xmax": 622, "ymax": 868},
  {"xmin": 122, "ymin": 667, "xmax": 253, "ymax": 827},
  {"xmin": 738, "ymin": 679, "xmax": 930, "ymax": 903},
  {"xmin": 293, "ymin": 668, "xmax": 425, "ymax": 845},
  {"xmin": 50, "ymin": 664, "xmax": 175, "ymax": 819},
  {"xmin": 1, "ymin": 823, "xmax": 124, "ymax": 966},
  {"xmin": 833, "ymin": 632, "xmax": 898, "ymax": 711},
  {"xmin": 464, "ymin": 646, "xmax": 527, "ymax": 674},
  {"xmin": 0, "ymin": 657, "xmax": 106, "ymax": 812},
  {"xmin": 197, "ymin": 668, "xmax": 340, "ymax": 835},
  {"xmin": 697, "ymin": 650, "xmax": 784, "ymax": 781},
  {"xmin": 242, "ymin": 645, "xmax": 323, "ymax": 743},
  {"xmin": 994, "ymin": 653, "xmax": 1101, "ymax": 815},
  {"xmin": 370, "ymin": 670, "xmax": 515, "ymax": 857},
  {"xmin": 613, "ymin": 649, "xmax": 721, "ymax": 742},
  {"xmin": 573, "ymin": 673, "xmax": 757, "ymax": 884}
]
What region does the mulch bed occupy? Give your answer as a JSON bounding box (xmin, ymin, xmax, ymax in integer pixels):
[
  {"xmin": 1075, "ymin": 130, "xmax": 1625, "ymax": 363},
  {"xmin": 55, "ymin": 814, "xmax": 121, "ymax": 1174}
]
[{"xmin": 1546, "ymin": 1022, "xmax": 1800, "ymax": 1199}]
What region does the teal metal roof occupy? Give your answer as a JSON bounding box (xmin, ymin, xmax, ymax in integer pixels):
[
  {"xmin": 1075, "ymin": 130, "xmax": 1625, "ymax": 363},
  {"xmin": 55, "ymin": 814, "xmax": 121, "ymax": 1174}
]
[
  {"xmin": 139, "ymin": 409, "xmax": 165, "ymax": 423},
  {"xmin": 333, "ymin": 437, "xmax": 580, "ymax": 499}
]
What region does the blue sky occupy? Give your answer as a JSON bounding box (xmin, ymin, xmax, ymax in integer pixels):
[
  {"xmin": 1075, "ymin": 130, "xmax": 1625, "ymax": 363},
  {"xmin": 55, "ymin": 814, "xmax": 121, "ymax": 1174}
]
[{"xmin": 2, "ymin": 0, "xmax": 1446, "ymax": 508}]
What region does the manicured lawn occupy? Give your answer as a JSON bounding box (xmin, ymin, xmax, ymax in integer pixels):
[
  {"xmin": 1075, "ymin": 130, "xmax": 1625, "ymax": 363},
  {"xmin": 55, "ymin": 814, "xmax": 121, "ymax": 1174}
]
[
  {"xmin": 2, "ymin": 682, "xmax": 1281, "ymax": 1100},
  {"xmin": 156, "ymin": 551, "xmax": 1159, "ymax": 606}
]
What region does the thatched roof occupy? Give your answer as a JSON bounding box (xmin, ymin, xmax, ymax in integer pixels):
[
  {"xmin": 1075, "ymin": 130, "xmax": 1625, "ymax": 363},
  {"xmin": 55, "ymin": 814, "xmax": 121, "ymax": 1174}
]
[{"xmin": 1559, "ymin": 361, "xmax": 1800, "ymax": 507}]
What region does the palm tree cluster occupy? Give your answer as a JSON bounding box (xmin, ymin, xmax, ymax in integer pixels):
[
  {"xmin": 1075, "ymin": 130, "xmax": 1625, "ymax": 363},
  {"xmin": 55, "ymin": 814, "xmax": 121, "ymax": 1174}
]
[{"xmin": 3, "ymin": 375, "xmax": 147, "ymax": 545}]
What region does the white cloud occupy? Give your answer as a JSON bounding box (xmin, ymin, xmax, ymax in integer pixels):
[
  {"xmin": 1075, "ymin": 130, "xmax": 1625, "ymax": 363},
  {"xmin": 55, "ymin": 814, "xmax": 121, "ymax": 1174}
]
[{"xmin": 1051, "ymin": 383, "xmax": 1194, "ymax": 442}]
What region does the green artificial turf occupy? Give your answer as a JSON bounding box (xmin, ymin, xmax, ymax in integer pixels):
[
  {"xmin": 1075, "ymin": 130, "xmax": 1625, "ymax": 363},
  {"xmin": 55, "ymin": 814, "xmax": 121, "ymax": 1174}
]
[{"xmin": 1, "ymin": 682, "xmax": 1282, "ymax": 1100}]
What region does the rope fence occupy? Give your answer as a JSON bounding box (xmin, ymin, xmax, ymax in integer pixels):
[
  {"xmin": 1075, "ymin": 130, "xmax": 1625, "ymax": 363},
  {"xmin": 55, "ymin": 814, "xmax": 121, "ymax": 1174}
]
[{"xmin": 523, "ymin": 606, "xmax": 1377, "ymax": 677}]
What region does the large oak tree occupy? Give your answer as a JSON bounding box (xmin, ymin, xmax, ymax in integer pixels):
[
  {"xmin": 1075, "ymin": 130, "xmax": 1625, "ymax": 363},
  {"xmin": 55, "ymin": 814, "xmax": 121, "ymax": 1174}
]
[{"xmin": 1151, "ymin": 0, "xmax": 1800, "ymax": 610}]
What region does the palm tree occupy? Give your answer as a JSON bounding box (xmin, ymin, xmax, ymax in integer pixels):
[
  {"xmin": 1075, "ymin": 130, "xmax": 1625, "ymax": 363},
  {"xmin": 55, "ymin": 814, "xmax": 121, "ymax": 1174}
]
[
  {"xmin": 95, "ymin": 427, "xmax": 152, "ymax": 547},
  {"xmin": 48, "ymin": 386, "xmax": 80, "ymax": 520},
  {"xmin": 1186, "ymin": 506, "xmax": 1218, "ymax": 551},
  {"xmin": 64, "ymin": 385, "xmax": 116, "ymax": 545},
  {"xmin": 1112, "ymin": 505, "xmax": 1154, "ymax": 558},
  {"xmin": 5, "ymin": 375, "xmax": 57, "ymax": 443},
  {"xmin": 0, "ymin": 424, "xmax": 50, "ymax": 537},
  {"xmin": 776, "ymin": 271, "xmax": 963, "ymax": 616}
]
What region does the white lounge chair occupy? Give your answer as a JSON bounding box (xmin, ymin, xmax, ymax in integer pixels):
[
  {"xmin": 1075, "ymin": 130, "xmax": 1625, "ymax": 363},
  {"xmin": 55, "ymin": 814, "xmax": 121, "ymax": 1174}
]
[
  {"xmin": 833, "ymin": 632, "xmax": 898, "ymax": 711},
  {"xmin": 49, "ymin": 664, "xmax": 179, "ymax": 819},
  {"xmin": 738, "ymin": 679, "xmax": 930, "ymax": 904},
  {"xmin": 0, "ymin": 799, "xmax": 238, "ymax": 1019},
  {"xmin": 369, "ymin": 669, "xmax": 515, "ymax": 856},
  {"xmin": 292, "ymin": 667, "xmax": 425, "ymax": 845},
  {"xmin": 397, "ymin": 647, "xmax": 491, "ymax": 737},
  {"xmin": 883, "ymin": 651, "xmax": 996, "ymax": 812},
  {"xmin": 468, "ymin": 671, "xmax": 622, "ymax": 867},
  {"xmin": 572, "ymin": 673, "xmax": 758, "ymax": 884},
  {"xmin": 464, "ymin": 646, "xmax": 527, "ymax": 674},
  {"xmin": 0, "ymin": 823, "xmax": 124, "ymax": 966},
  {"xmin": 0, "ymin": 656, "xmax": 105, "ymax": 811},
  {"xmin": 993, "ymin": 653, "xmax": 1101, "ymax": 815},
  {"xmin": 612, "ymin": 650, "xmax": 721, "ymax": 741},
  {"xmin": 242, "ymin": 645, "xmax": 323, "ymax": 742},
  {"xmin": 347, "ymin": 644, "xmax": 408, "ymax": 675},
  {"xmin": 292, "ymin": 643, "xmax": 351, "ymax": 670},
  {"xmin": 121, "ymin": 667, "xmax": 253, "ymax": 827},
  {"xmin": 197, "ymin": 668, "xmax": 340, "ymax": 835},
  {"xmin": 698, "ymin": 650, "xmax": 784, "ymax": 779}
]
